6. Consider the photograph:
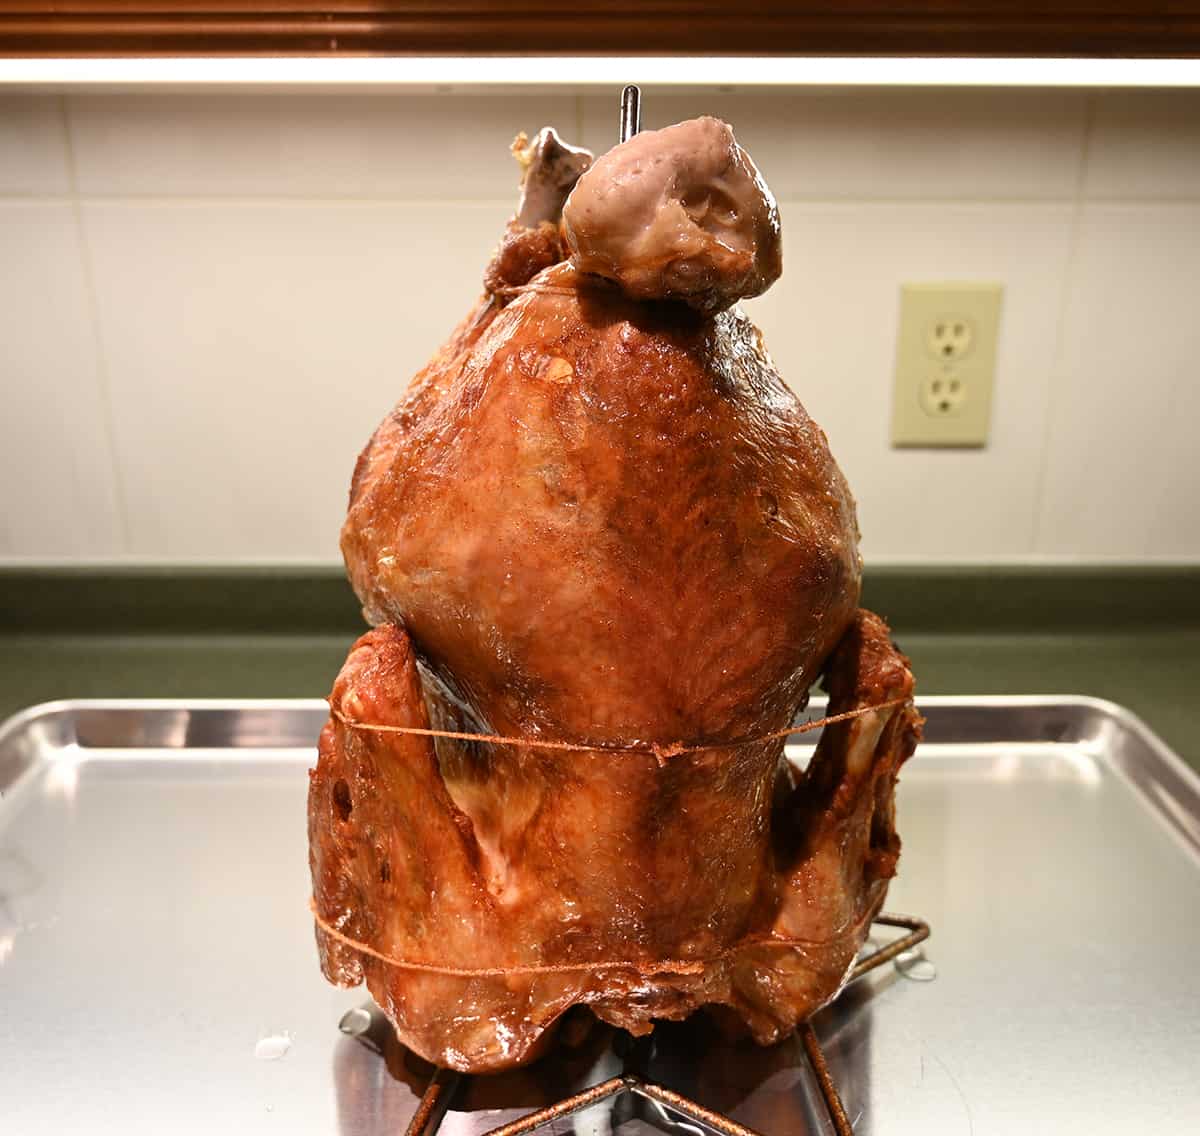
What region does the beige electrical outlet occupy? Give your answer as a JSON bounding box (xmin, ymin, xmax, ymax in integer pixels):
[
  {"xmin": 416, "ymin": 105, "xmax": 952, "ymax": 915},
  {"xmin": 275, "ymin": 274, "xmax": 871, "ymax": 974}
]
[{"xmin": 891, "ymin": 283, "xmax": 1003, "ymax": 448}]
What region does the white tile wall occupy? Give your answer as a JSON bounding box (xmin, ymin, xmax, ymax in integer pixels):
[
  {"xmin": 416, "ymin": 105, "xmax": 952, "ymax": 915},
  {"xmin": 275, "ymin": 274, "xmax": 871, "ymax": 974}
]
[
  {"xmin": 0, "ymin": 89, "xmax": 1197, "ymax": 563},
  {"xmin": 67, "ymin": 94, "xmax": 578, "ymax": 198},
  {"xmin": 1084, "ymin": 91, "xmax": 1200, "ymax": 200},
  {"xmin": 580, "ymin": 90, "xmax": 1088, "ymax": 200},
  {"xmin": 0, "ymin": 202, "xmax": 123, "ymax": 556},
  {"xmin": 1035, "ymin": 203, "xmax": 1200, "ymax": 558},
  {"xmin": 0, "ymin": 96, "xmax": 71, "ymax": 194},
  {"xmin": 83, "ymin": 198, "xmax": 510, "ymax": 557}
]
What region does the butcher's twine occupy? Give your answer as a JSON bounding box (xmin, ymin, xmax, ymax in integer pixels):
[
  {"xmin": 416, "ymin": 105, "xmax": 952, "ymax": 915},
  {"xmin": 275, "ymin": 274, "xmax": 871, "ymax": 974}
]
[
  {"xmin": 312, "ymin": 698, "xmax": 908, "ymax": 976},
  {"xmin": 309, "ymin": 896, "xmax": 876, "ymax": 979},
  {"xmin": 491, "ymin": 282, "xmax": 579, "ymax": 298},
  {"xmin": 328, "ymin": 697, "xmax": 908, "ymax": 761}
]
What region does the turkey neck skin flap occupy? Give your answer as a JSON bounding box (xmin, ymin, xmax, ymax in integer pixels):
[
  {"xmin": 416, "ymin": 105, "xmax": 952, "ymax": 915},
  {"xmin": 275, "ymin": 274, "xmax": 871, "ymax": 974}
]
[{"xmin": 309, "ymin": 118, "xmax": 921, "ymax": 1073}]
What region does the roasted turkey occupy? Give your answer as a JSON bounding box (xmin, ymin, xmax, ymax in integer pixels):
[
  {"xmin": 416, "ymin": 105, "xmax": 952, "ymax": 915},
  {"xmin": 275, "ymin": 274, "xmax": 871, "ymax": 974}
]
[{"xmin": 309, "ymin": 116, "xmax": 921, "ymax": 1073}]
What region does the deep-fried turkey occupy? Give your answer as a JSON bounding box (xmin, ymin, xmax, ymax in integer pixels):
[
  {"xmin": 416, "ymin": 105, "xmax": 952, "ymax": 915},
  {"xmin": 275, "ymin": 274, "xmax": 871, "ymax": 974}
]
[{"xmin": 309, "ymin": 117, "xmax": 920, "ymax": 1072}]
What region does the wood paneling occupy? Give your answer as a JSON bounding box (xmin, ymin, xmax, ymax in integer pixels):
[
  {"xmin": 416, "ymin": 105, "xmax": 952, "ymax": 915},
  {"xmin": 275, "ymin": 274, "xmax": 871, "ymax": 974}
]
[{"xmin": 1, "ymin": 2, "xmax": 1199, "ymax": 58}]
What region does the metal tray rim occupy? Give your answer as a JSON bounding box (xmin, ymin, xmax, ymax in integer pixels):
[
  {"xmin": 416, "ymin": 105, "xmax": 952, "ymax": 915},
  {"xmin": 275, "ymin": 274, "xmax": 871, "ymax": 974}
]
[
  {"xmin": 0, "ymin": 691, "xmax": 1180, "ymax": 739},
  {"xmin": 0, "ymin": 693, "xmax": 1192, "ymax": 770},
  {"xmin": 2, "ymin": 694, "xmax": 1197, "ymax": 863}
]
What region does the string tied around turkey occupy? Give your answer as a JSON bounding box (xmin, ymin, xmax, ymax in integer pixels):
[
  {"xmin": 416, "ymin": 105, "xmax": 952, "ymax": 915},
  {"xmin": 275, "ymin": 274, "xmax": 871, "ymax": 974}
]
[
  {"xmin": 308, "ymin": 895, "xmax": 875, "ymax": 979},
  {"xmin": 328, "ymin": 697, "xmax": 909, "ymax": 766}
]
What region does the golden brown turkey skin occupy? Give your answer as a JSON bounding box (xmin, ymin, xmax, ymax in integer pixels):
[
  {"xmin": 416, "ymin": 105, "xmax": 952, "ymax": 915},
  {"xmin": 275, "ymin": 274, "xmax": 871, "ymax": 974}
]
[
  {"xmin": 310, "ymin": 611, "xmax": 919, "ymax": 1071},
  {"xmin": 342, "ymin": 261, "xmax": 861, "ymax": 746}
]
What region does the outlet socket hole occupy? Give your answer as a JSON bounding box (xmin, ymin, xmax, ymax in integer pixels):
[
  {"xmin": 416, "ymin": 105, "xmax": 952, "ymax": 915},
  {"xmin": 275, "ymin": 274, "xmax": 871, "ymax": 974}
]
[{"xmin": 925, "ymin": 315, "xmax": 975, "ymax": 360}]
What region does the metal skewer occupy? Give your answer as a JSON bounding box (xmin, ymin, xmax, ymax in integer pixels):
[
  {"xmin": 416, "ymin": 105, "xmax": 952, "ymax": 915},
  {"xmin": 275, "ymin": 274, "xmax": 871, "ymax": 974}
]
[{"xmin": 619, "ymin": 84, "xmax": 641, "ymax": 143}]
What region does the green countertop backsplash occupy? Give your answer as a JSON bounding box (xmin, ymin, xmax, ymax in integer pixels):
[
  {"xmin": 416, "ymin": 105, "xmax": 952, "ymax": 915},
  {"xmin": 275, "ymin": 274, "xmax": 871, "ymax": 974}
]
[{"xmin": 2, "ymin": 564, "xmax": 1198, "ymax": 770}]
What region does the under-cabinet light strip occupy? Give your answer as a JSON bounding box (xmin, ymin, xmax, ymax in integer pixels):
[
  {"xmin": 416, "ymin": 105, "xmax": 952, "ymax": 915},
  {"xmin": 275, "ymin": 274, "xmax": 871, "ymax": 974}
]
[{"xmin": 1, "ymin": 56, "xmax": 1198, "ymax": 89}]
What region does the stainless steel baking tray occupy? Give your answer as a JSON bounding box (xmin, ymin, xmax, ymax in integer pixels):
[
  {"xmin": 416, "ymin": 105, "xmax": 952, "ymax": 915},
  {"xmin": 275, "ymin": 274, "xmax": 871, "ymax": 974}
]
[{"xmin": 1, "ymin": 697, "xmax": 1198, "ymax": 1135}]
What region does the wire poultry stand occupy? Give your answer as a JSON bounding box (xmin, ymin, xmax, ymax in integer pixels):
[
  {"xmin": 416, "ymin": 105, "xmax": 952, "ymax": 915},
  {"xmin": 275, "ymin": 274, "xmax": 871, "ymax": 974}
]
[{"xmin": 402, "ymin": 913, "xmax": 931, "ymax": 1136}]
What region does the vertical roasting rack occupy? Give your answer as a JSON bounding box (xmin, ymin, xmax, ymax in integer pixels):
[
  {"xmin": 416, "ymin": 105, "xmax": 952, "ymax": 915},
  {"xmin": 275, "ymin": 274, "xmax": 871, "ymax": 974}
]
[{"xmin": 399, "ymin": 913, "xmax": 931, "ymax": 1136}]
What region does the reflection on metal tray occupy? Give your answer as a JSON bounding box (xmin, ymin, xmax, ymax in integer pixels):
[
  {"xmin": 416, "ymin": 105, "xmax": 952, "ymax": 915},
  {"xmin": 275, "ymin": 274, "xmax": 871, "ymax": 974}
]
[{"xmin": 0, "ymin": 697, "xmax": 1198, "ymax": 1135}]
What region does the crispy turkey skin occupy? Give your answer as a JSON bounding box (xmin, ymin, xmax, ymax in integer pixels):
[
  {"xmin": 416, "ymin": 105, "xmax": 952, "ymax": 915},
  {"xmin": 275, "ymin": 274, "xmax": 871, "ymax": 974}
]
[
  {"xmin": 309, "ymin": 118, "xmax": 920, "ymax": 1072},
  {"xmin": 343, "ymin": 260, "xmax": 861, "ymax": 746}
]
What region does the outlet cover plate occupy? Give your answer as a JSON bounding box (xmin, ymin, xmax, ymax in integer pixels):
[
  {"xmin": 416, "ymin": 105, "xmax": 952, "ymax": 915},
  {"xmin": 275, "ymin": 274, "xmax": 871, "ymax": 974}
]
[{"xmin": 891, "ymin": 282, "xmax": 1003, "ymax": 448}]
